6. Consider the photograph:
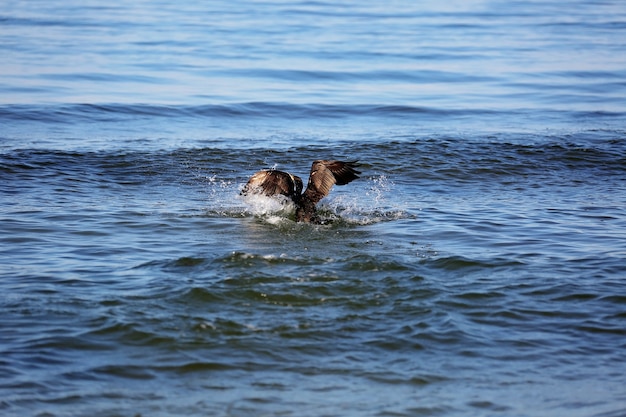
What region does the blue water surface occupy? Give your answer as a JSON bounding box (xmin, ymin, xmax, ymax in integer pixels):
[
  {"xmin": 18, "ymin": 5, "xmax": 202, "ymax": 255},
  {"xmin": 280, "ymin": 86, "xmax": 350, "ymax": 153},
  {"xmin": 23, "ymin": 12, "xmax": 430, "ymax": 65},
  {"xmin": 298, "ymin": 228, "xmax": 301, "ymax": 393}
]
[{"xmin": 1, "ymin": 1, "xmax": 626, "ymax": 416}]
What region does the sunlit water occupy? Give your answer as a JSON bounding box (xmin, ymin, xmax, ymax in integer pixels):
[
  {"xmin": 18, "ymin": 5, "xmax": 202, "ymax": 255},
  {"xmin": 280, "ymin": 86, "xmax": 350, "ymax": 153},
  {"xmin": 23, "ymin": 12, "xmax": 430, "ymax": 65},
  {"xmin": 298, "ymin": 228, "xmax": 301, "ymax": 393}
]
[{"xmin": 1, "ymin": 1, "xmax": 626, "ymax": 416}]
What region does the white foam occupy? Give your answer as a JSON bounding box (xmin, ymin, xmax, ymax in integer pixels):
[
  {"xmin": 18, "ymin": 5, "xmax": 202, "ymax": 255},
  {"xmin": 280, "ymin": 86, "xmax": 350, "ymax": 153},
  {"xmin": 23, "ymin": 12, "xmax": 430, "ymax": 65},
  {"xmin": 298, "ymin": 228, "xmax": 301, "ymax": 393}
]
[{"xmin": 241, "ymin": 193, "xmax": 296, "ymax": 219}]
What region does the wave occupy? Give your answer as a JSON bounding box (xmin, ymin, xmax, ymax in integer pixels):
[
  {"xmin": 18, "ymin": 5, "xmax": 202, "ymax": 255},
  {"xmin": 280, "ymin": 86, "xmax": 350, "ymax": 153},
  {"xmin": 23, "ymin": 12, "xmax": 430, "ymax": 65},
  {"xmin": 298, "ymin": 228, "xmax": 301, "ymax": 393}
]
[
  {"xmin": 3, "ymin": 102, "xmax": 625, "ymax": 124},
  {"xmin": 0, "ymin": 102, "xmax": 486, "ymax": 122},
  {"xmin": 3, "ymin": 136, "xmax": 625, "ymax": 187}
]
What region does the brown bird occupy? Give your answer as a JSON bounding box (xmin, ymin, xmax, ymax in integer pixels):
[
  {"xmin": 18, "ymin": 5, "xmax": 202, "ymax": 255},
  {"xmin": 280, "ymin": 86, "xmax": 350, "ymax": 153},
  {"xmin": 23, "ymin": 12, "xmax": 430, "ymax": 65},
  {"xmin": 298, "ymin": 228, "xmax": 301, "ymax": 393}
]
[{"xmin": 241, "ymin": 160, "xmax": 361, "ymax": 223}]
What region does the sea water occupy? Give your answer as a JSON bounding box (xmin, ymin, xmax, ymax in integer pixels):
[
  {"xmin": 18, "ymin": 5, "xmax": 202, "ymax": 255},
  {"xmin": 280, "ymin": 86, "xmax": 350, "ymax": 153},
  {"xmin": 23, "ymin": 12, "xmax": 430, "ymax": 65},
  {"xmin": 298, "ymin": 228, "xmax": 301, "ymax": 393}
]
[{"xmin": 1, "ymin": 1, "xmax": 626, "ymax": 416}]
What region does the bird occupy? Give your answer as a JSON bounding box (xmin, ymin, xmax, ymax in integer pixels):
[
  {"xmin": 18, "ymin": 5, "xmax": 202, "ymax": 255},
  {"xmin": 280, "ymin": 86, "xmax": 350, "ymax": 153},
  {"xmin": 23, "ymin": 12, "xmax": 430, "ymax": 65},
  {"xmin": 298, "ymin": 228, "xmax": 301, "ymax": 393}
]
[{"xmin": 241, "ymin": 160, "xmax": 361, "ymax": 223}]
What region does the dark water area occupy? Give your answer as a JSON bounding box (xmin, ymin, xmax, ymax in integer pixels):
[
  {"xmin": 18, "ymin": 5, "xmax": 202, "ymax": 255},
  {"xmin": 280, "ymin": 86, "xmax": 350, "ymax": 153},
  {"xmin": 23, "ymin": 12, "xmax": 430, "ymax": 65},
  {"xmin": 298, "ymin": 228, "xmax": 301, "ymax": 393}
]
[{"xmin": 2, "ymin": 1, "xmax": 626, "ymax": 416}]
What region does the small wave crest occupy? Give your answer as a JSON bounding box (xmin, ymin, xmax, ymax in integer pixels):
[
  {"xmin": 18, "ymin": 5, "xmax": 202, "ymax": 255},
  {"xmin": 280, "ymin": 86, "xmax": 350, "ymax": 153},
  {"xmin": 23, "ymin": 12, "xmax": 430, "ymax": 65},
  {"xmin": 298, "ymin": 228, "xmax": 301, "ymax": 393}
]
[{"xmin": 0, "ymin": 102, "xmax": 507, "ymax": 126}]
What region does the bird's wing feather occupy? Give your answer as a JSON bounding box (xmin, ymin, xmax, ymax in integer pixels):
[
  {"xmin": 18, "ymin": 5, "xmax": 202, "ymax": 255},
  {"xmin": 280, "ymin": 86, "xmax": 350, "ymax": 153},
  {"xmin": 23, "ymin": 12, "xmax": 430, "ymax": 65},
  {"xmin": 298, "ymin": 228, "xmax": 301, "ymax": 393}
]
[
  {"xmin": 304, "ymin": 160, "xmax": 360, "ymax": 204},
  {"xmin": 242, "ymin": 170, "xmax": 302, "ymax": 197}
]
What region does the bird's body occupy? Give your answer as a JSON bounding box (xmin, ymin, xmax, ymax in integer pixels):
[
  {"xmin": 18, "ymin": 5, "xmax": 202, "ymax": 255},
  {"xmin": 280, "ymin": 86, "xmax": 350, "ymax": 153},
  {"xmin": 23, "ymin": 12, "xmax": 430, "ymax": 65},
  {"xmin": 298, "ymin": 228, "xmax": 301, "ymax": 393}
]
[{"xmin": 241, "ymin": 160, "xmax": 361, "ymax": 223}]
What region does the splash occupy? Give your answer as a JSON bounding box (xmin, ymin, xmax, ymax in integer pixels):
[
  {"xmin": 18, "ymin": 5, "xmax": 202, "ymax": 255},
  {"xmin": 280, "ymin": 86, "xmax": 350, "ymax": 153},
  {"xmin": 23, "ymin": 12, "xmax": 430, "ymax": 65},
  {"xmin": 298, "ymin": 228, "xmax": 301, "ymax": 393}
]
[
  {"xmin": 197, "ymin": 175, "xmax": 244, "ymax": 217},
  {"xmin": 367, "ymin": 174, "xmax": 392, "ymax": 205},
  {"xmin": 240, "ymin": 192, "xmax": 297, "ymax": 221},
  {"xmin": 322, "ymin": 174, "xmax": 411, "ymax": 225},
  {"xmin": 224, "ymin": 174, "xmax": 411, "ymax": 225}
]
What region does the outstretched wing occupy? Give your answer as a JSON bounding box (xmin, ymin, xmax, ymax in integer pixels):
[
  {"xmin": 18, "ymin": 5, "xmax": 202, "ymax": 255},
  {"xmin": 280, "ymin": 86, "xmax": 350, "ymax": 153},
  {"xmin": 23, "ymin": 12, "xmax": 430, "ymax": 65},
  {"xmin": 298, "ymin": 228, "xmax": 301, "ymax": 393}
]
[
  {"xmin": 303, "ymin": 160, "xmax": 361, "ymax": 205},
  {"xmin": 241, "ymin": 170, "xmax": 303, "ymax": 198}
]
